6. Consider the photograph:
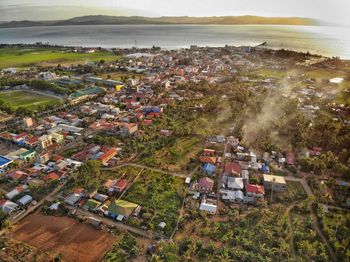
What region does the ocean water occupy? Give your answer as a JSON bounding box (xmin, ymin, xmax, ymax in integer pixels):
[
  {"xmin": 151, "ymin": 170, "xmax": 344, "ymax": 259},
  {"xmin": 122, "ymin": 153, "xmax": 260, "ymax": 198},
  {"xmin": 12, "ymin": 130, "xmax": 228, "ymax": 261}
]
[{"xmin": 0, "ymin": 24, "xmax": 350, "ymax": 58}]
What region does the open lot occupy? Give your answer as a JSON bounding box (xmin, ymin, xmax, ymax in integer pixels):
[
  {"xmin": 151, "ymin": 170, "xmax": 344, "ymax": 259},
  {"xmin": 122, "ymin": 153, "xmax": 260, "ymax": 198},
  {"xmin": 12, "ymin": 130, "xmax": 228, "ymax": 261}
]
[
  {"xmin": 123, "ymin": 169, "xmax": 186, "ymax": 236},
  {"xmin": 0, "ymin": 90, "xmax": 60, "ymax": 111},
  {"xmin": 0, "ymin": 47, "xmax": 119, "ymax": 68},
  {"xmin": 13, "ymin": 214, "xmax": 115, "ymax": 262},
  {"xmin": 140, "ymin": 137, "xmax": 202, "ymax": 172}
]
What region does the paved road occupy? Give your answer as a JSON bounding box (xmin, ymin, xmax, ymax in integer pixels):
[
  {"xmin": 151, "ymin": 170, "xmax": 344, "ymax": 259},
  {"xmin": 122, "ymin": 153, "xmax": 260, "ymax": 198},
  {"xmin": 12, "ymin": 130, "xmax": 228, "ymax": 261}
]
[{"xmin": 65, "ymin": 205, "xmax": 153, "ymax": 239}]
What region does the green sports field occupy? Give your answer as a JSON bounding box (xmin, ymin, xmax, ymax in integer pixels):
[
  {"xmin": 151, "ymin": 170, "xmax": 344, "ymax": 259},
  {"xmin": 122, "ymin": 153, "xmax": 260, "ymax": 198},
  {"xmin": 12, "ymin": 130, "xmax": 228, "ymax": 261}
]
[
  {"xmin": 0, "ymin": 47, "xmax": 119, "ymax": 68},
  {"xmin": 0, "ymin": 90, "xmax": 60, "ymax": 111}
]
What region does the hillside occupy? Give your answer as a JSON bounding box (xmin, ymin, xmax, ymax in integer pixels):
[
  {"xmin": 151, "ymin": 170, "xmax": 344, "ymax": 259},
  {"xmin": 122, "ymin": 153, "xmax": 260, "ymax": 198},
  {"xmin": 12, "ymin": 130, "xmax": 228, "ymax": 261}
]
[{"xmin": 0, "ymin": 15, "xmax": 320, "ymax": 28}]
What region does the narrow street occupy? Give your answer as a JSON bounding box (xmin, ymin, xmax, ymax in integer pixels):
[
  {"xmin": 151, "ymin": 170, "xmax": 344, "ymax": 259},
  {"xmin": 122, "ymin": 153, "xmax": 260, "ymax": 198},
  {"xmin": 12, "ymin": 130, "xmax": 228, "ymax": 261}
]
[{"xmin": 65, "ymin": 205, "xmax": 154, "ymax": 239}]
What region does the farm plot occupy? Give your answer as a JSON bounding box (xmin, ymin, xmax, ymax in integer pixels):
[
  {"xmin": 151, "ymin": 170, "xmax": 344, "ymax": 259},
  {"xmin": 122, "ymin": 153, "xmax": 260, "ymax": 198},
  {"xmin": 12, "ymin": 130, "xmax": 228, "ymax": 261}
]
[{"xmin": 13, "ymin": 214, "xmax": 115, "ymax": 262}]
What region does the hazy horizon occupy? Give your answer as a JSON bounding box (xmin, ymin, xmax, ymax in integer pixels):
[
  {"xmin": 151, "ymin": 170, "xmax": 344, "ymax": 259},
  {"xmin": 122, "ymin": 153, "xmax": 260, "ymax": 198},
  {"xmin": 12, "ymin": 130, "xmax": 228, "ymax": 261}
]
[{"xmin": 1, "ymin": 0, "xmax": 349, "ymax": 26}]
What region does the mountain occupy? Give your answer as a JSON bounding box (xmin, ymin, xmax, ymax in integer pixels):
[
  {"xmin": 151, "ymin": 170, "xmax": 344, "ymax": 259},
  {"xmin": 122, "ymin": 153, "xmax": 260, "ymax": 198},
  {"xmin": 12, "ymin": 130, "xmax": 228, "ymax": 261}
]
[{"xmin": 0, "ymin": 15, "xmax": 321, "ymax": 28}]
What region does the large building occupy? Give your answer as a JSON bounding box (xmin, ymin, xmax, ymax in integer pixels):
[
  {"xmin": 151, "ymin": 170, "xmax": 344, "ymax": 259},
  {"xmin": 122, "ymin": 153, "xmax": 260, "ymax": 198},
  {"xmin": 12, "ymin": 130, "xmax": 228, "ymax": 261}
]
[{"xmin": 98, "ymin": 148, "xmax": 117, "ymax": 165}]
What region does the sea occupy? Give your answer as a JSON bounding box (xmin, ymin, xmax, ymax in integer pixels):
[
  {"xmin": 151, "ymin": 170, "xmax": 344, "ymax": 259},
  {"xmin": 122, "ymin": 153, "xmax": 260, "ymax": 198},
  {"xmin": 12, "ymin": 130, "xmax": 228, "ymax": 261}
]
[{"xmin": 0, "ymin": 24, "xmax": 350, "ymax": 59}]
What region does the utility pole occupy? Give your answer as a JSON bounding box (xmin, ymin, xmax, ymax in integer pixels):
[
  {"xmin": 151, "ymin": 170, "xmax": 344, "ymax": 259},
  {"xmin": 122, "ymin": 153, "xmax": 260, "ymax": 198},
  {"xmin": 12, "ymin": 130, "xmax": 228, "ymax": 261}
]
[
  {"xmin": 135, "ymin": 40, "xmax": 137, "ymax": 49},
  {"xmin": 270, "ymin": 178, "xmax": 275, "ymax": 203}
]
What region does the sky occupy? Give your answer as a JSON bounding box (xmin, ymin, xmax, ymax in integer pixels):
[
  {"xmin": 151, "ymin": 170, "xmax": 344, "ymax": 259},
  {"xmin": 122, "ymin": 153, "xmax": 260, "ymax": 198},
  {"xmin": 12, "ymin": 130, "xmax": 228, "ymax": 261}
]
[{"xmin": 1, "ymin": 0, "xmax": 350, "ymax": 24}]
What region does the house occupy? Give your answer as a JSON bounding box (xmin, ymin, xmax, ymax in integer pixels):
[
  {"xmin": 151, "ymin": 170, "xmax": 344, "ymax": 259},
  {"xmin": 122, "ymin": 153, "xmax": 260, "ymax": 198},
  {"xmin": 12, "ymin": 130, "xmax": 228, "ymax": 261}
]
[
  {"xmin": 160, "ymin": 129, "xmax": 172, "ymax": 136},
  {"xmin": 199, "ymin": 198, "xmax": 217, "ymax": 213},
  {"xmin": 197, "ymin": 177, "xmax": 214, "ymax": 193},
  {"xmin": 65, "ymin": 193, "xmax": 83, "ymax": 206},
  {"xmin": 104, "ymin": 179, "xmax": 115, "ymax": 189},
  {"xmin": 19, "ymin": 149, "xmax": 37, "ymax": 162},
  {"xmin": 286, "ymin": 151, "xmax": 295, "ymax": 165},
  {"xmin": 5, "ymin": 185, "xmax": 28, "ymax": 200},
  {"xmin": 113, "ymin": 179, "xmax": 128, "ymax": 192},
  {"xmin": 263, "ymin": 174, "xmax": 286, "ymax": 192},
  {"xmin": 199, "ymin": 156, "xmax": 216, "ymax": 165},
  {"xmin": 202, "ymin": 163, "xmax": 216, "ymax": 175},
  {"xmin": 24, "ymin": 136, "xmax": 39, "ymax": 148},
  {"xmin": 0, "ymin": 155, "xmax": 13, "ymax": 170},
  {"xmin": 221, "ymin": 189, "xmax": 244, "ymax": 202},
  {"xmin": 0, "ymin": 199, "xmax": 18, "ymax": 214},
  {"xmin": 83, "ymin": 199, "xmax": 101, "ymax": 211},
  {"xmin": 7, "ymin": 170, "xmax": 28, "ymax": 181},
  {"xmin": 43, "ymin": 172, "xmax": 60, "ymax": 181},
  {"xmin": 108, "ymin": 199, "xmax": 139, "ymax": 219},
  {"xmin": 17, "ymin": 195, "xmax": 33, "ymax": 206},
  {"xmin": 203, "ymin": 149, "xmax": 215, "ymax": 155},
  {"xmin": 224, "ymin": 162, "xmax": 241, "ymax": 176},
  {"xmin": 245, "ymin": 184, "xmax": 265, "ymax": 198},
  {"xmin": 227, "ymin": 177, "xmax": 244, "ymax": 190},
  {"xmin": 93, "ymin": 193, "xmax": 109, "ymax": 202},
  {"xmin": 120, "ymin": 123, "xmax": 138, "ymax": 135},
  {"xmin": 142, "ymin": 119, "xmax": 153, "ymax": 125},
  {"xmin": 98, "ymin": 148, "xmax": 117, "ymax": 165}
]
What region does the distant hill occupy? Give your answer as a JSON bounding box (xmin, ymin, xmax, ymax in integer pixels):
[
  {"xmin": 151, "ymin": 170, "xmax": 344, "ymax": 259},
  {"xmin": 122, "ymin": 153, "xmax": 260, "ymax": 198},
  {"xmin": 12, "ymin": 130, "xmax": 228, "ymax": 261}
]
[{"xmin": 0, "ymin": 15, "xmax": 321, "ymax": 28}]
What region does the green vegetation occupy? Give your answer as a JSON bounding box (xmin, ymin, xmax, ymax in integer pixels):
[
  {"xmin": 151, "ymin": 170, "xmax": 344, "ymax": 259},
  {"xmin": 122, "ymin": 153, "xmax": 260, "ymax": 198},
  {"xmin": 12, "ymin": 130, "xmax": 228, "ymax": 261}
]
[
  {"xmin": 0, "ymin": 47, "xmax": 118, "ymax": 68},
  {"xmin": 140, "ymin": 137, "xmax": 202, "ymax": 172},
  {"xmin": 0, "ymin": 90, "xmax": 60, "ymax": 111},
  {"xmin": 316, "ymin": 207, "xmax": 350, "ymax": 261},
  {"xmin": 290, "ymin": 206, "xmax": 329, "ymax": 261},
  {"xmin": 104, "ymin": 232, "xmax": 139, "ymax": 262},
  {"xmin": 0, "ymin": 210, "xmax": 11, "ymax": 230},
  {"xmin": 72, "ymin": 161, "xmax": 141, "ymax": 191},
  {"xmin": 267, "ymin": 181, "xmax": 307, "ymax": 204},
  {"xmin": 123, "ymin": 170, "xmax": 186, "ymax": 236}
]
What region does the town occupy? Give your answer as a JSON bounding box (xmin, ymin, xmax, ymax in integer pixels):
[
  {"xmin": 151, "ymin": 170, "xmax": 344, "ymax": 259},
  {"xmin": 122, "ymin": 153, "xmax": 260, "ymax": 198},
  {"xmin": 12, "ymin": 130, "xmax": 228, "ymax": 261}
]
[{"xmin": 0, "ymin": 43, "xmax": 349, "ymax": 262}]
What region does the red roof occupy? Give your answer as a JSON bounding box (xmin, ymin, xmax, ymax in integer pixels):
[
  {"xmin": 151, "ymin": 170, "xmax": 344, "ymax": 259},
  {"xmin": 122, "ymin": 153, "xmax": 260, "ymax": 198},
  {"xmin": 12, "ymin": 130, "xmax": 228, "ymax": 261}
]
[
  {"xmin": 25, "ymin": 136, "xmax": 39, "ymax": 145},
  {"xmin": 98, "ymin": 148, "xmax": 117, "ymax": 162},
  {"xmin": 198, "ymin": 177, "xmax": 214, "ymax": 190},
  {"xmin": 114, "ymin": 179, "xmax": 128, "ymax": 190},
  {"xmin": 286, "ymin": 152, "xmax": 295, "ymax": 165},
  {"xmin": 224, "ymin": 162, "xmax": 241, "ymax": 176},
  {"xmin": 0, "ymin": 199, "xmax": 7, "ymax": 206},
  {"xmin": 142, "ymin": 119, "xmax": 153, "ymax": 125},
  {"xmin": 246, "ymin": 184, "xmax": 265, "ymax": 195},
  {"xmin": 203, "ymin": 149, "xmax": 215, "ymax": 155},
  {"xmin": 199, "ymin": 156, "xmax": 216, "ymax": 164},
  {"xmin": 74, "ymin": 188, "xmax": 85, "ymax": 194},
  {"xmin": 8, "ymin": 171, "xmax": 28, "ymax": 180},
  {"xmin": 43, "ymin": 172, "xmax": 60, "ymax": 181},
  {"xmin": 14, "ymin": 132, "xmax": 28, "ymax": 140}
]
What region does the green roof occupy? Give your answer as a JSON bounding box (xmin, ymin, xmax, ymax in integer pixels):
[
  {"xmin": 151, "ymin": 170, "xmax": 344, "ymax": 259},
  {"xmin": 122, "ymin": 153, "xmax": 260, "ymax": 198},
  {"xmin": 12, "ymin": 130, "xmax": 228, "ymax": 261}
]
[
  {"xmin": 69, "ymin": 86, "xmax": 106, "ymax": 100},
  {"xmin": 84, "ymin": 199, "xmax": 101, "ymax": 210},
  {"xmin": 108, "ymin": 199, "xmax": 138, "ymax": 217},
  {"xmin": 20, "ymin": 149, "xmax": 37, "ymax": 158}
]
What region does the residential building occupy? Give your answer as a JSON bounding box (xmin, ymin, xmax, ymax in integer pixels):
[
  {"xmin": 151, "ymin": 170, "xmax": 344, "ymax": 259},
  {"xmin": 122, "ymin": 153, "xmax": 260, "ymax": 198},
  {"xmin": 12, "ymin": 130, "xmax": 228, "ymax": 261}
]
[
  {"xmin": 263, "ymin": 175, "xmax": 286, "ymax": 192},
  {"xmin": 245, "ymin": 184, "xmax": 265, "ymax": 198}
]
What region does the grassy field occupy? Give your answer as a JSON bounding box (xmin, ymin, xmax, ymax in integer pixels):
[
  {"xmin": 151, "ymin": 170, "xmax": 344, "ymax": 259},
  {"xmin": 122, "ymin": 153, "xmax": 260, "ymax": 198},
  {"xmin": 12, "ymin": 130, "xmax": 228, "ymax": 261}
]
[
  {"xmin": 140, "ymin": 137, "xmax": 202, "ymax": 172},
  {"xmin": 0, "ymin": 47, "xmax": 119, "ymax": 68},
  {"xmin": 0, "ymin": 90, "xmax": 60, "ymax": 110}
]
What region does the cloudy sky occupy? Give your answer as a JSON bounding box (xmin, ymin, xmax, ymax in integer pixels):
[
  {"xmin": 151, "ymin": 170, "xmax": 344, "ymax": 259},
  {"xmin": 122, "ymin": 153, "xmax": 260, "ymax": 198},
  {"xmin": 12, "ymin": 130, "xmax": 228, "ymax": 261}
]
[{"xmin": 1, "ymin": 0, "xmax": 349, "ymax": 24}]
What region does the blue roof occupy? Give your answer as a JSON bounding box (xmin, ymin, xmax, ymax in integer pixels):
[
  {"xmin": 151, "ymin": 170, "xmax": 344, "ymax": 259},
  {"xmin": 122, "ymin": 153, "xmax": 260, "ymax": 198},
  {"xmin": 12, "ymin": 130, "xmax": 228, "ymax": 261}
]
[
  {"xmin": 0, "ymin": 156, "xmax": 12, "ymax": 167},
  {"xmin": 203, "ymin": 163, "xmax": 216, "ymax": 174}
]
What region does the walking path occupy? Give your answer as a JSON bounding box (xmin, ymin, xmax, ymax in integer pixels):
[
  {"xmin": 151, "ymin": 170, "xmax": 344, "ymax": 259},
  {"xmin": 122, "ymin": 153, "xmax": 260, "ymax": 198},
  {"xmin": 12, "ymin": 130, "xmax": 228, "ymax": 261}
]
[
  {"xmin": 108, "ymin": 163, "xmax": 189, "ymax": 178},
  {"xmin": 284, "ymin": 175, "xmax": 336, "ymax": 261}
]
